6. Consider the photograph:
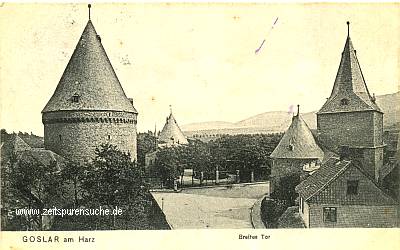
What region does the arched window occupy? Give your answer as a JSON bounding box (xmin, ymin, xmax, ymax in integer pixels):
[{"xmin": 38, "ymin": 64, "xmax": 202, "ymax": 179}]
[{"xmin": 340, "ymin": 98, "xmax": 349, "ymax": 105}]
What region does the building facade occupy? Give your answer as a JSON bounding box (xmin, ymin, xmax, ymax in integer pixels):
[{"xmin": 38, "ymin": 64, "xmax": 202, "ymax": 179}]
[
  {"xmin": 42, "ymin": 15, "xmax": 137, "ymax": 162},
  {"xmin": 296, "ymin": 158, "xmax": 397, "ymax": 228}
]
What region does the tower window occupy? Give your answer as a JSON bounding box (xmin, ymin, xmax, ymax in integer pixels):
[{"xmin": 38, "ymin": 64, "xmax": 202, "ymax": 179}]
[
  {"xmin": 108, "ymin": 135, "xmax": 111, "ymax": 140},
  {"xmin": 288, "ymin": 138, "xmax": 294, "ymax": 151},
  {"xmin": 340, "ymin": 98, "xmax": 349, "ymax": 105},
  {"xmin": 72, "ymin": 94, "xmax": 80, "ymax": 103},
  {"xmin": 347, "ymin": 180, "xmax": 359, "ymax": 195},
  {"xmin": 59, "ymin": 135, "xmax": 62, "ymax": 141}
]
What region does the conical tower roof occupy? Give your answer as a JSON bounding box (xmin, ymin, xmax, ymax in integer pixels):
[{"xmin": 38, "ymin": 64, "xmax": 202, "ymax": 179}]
[
  {"xmin": 270, "ymin": 109, "xmax": 324, "ymax": 159},
  {"xmin": 318, "ymin": 22, "xmax": 381, "ymax": 114},
  {"xmin": 42, "ymin": 19, "xmax": 137, "ymax": 113},
  {"xmin": 158, "ymin": 111, "xmax": 188, "ymax": 146}
]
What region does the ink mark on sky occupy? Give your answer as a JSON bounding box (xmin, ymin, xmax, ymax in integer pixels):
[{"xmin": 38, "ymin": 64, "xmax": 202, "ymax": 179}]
[
  {"xmin": 255, "ymin": 17, "xmax": 279, "ymax": 54},
  {"xmin": 255, "ymin": 40, "xmax": 266, "ymax": 54},
  {"xmin": 288, "ymin": 104, "xmax": 294, "ymax": 114}
]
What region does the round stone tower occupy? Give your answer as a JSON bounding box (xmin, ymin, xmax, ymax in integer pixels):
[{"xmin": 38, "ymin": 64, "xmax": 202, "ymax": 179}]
[{"xmin": 42, "ymin": 8, "xmax": 137, "ymax": 163}]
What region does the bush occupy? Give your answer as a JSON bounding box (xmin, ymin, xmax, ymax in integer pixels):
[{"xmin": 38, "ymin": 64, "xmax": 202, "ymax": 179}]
[
  {"xmin": 260, "ymin": 198, "xmax": 289, "ymax": 228},
  {"xmin": 270, "ymin": 174, "xmax": 301, "ymax": 206}
]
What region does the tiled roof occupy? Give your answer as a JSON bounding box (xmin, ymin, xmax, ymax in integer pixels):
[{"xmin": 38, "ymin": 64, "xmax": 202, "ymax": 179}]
[
  {"xmin": 318, "ymin": 35, "xmax": 381, "ymax": 114},
  {"xmin": 1, "ymin": 134, "xmax": 31, "ymax": 162},
  {"xmin": 295, "ymin": 157, "xmax": 349, "ymax": 200},
  {"xmin": 42, "ymin": 20, "xmax": 137, "ymax": 113},
  {"xmin": 379, "ymin": 163, "xmax": 397, "ymax": 181},
  {"xmin": 17, "ymin": 149, "xmax": 67, "ymax": 171},
  {"xmin": 270, "ymin": 114, "xmax": 324, "ymax": 159},
  {"xmin": 158, "ymin": 112, "xmax": 188, "ymax": 146},
  {"xmin": 296, "ymin": 158, "xmax": 397, "ymax": 205}
]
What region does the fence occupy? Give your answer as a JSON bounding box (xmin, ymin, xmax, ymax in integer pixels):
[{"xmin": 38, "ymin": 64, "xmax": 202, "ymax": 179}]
[{"xmin": 145, "ymin": 167, "xmax": 269, "ymax": 189}]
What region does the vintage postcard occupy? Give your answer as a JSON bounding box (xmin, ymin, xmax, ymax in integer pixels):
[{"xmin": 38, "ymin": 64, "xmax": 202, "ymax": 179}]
[{"xmin": 0, "ymin": 2, "xmax": 399, "ymax": 250}]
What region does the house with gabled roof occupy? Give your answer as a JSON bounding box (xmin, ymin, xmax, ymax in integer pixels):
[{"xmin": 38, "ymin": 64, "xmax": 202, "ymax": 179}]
[
  {"xmin": 0, "ymin": 134, "xmax": 32, "ymax": 164},
  {"xmin": 295, "ymin": 157, "xmax": 398, "ymax": 228}
]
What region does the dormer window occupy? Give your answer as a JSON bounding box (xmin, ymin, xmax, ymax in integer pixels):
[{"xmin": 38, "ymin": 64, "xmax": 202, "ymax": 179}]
[
  {"xmin": 72, "ymin": 94, "xmax": 80, "ymax": 103},
  {"xmin": 340, "ymin": 98, "xmax": 349, "ymax": 105}
]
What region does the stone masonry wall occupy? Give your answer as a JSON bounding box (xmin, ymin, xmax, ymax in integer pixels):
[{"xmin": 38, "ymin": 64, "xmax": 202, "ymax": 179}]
[
  {"xmin": 317, "ymin": 111, "xmax": 380, "ymax": 151},
  {"xmin": 43, "ymin": 110, "xmax": 137, "ymax": 163}
]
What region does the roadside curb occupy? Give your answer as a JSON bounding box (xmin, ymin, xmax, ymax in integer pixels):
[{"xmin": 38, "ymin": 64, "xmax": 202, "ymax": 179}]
[{"xmin": 250, "ymin": 196, "xmax": 267, "ymax": 229}]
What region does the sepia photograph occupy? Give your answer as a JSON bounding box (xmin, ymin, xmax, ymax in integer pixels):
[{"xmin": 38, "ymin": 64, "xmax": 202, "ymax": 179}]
[{"xmin": 0, "ymin": 2, "xmax": 399, "ymax": 249}]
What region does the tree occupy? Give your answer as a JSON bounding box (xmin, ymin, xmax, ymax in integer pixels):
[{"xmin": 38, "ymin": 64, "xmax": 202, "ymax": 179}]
[
  {"xmin": 137, "ymin": 132, "xmax": 157, "ymax": 167},
  {"xmin": 153, "ymin": 147, "xmax": 180, "ymax": 187},
  {"xmin": 270, "ymin": 174, "xmax": 300, "ymax": 205},
  {"xmin": 60, "ymin": 161, "xmax": 86, "ymax": 208},
  {"xmin": 81, "ymin": 144, "xmax": 153, "ymax": 229},
  {"xmin": 3, "ymin": 154, "xmax": 64, "ymax": 230}
]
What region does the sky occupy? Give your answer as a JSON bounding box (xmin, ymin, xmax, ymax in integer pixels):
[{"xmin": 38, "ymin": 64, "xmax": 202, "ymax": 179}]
[{"xmin": 0, "ymin": 3, "xmax": 399, "ymax": 136}]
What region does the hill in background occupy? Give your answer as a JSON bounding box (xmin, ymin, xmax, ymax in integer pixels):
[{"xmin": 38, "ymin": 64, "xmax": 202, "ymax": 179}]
[{"xmin": 182, "ymin": 92, "xmax": 400, "ymax": 136}]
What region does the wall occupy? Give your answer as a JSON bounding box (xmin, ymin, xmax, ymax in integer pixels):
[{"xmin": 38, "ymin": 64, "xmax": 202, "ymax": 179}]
[
  {"xmin": 362, "ymin": 147, "xmax": 384, "ymax": 181},
  {"xmin": 299, "ymin": 198, "xmax": 310, "ymax": 228},
  {"xmin": 317, "ymin": 111, "xmax": 379, "ymax": 151},
  {"xmin": 308, "ymin": 204, "xmax": 398, "ymax": 228},
  {"xmin": 149, "ymin": 194, "xmax": 171, "ymax": 230},
  {"xmin": 43, "ymin": 110, "xmax": 137, "ymax": 162},
  {"xmin": 271, "ymin": 158, "xmax": 317, "ymax": 194},
  {"xmin": 271, "ymin": 158, "xmax": 317, "ymax": 178}
]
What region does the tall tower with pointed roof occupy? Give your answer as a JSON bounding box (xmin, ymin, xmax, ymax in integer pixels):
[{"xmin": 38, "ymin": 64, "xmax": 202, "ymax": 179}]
[
  {"xmin": 158, "ymin": 107, "xmax": 188, "ymax": 147},
  {"xmin": 317, "ymin": 22, "xmax": 384, "ymax": 180},
  {"xmin": 270, "ymin": 106, "xmax": 324, "ymax": 194},
  {"xmin": 42, "ymin": 5, "xmax": 138, "ymax": 162}
]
